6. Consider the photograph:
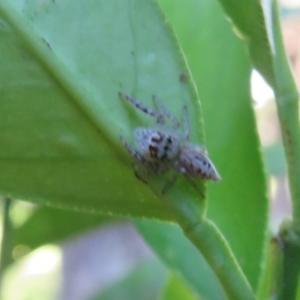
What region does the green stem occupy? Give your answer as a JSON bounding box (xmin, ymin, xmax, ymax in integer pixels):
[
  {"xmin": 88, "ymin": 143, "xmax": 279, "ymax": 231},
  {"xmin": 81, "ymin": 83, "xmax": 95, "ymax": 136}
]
[
  {"xmin": 0, "ymin": 198, "xmax": 12, "ymax": 290},
  {"xmin": 163, "ymin": 192, "xmax": 254, "ymax": 300},
  {"xmin": 271, "ymin": 0, "xmax": 300, "ymax": 230},
  {"xmin": 270, "ymin": 1, "xmax": 300, "ymax": 298},
  {"xmin": 185, "ymin": 219, "xmax": 254, "ymax": 300},
  {"xmin": 278, "ymin": 221, "xmax": 300, "ymax": 300},
  {"xmin": 256, "ymin": 236, "xmax": 283, "ymax": 300}
]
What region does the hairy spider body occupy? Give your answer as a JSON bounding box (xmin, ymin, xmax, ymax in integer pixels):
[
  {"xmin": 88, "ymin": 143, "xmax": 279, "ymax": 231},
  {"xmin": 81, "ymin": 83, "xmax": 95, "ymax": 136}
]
[
  {"xmin": 178, "ymin": 144, "xmax": 220, "ymax": 180},
  {"xmin": 119, "ymin": 92, "xmax": 221, "ymax": 193}
]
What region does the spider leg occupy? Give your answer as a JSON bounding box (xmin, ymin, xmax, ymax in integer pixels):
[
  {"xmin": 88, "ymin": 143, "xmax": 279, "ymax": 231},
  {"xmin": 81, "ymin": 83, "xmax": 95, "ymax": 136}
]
[
  {"xmin": 120, "ymin": 136, "xmax": 158, "ymax": 172},
  {"xmin": 153, "ymin": 95, "xmax": 180, "ymax": 128},
  {"xmin": 120, "ymin": 136, "xmax": 148, "ymax": 165},
  {"xmin": 162, "ymin": 171, "xmax": 180, "ymax": 194},
  {"xmin": 119, "ymin": 92, "xmax": 164, "ymax": 123},
  {"xmin": 182, "ymin": 106, "xmax": 190, "ymax": 140},
  {"xmin": 183, "ymin": 174, "xmax": 204, "ymax": 197},
  {"xmin": 133, "ymin": 164, "xmax": 148, "ymax": 185}
]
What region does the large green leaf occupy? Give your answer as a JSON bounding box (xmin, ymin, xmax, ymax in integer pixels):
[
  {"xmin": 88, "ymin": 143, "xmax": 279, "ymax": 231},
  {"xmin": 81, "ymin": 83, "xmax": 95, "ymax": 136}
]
[
  {"xmin": 156, "ymin": 0, "xmax": 269, "ymax": 290},
  {"xmin": 0, "ymin": 0, "xmax": 270, "ymax": 296},
  {"xmin": 11, "ymin": 204, "xmax": 109, "ymax": 250},
  {"xmin": 0, "ymin": 0, "xmax": 204, "ymax": 218}
]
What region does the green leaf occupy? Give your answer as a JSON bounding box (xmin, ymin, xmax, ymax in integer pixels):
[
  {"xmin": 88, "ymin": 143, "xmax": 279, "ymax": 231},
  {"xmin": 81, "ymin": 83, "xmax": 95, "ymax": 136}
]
[
  {"xmin": 216, "ymin": 0, "xmax": 275, "ymax": 86},
  {"xmin": 0, "ymin": 0, "xmax": 271, "ymax": 297},
  {"xmin": 11, "ymin": 204, "xmax": 109, "ymax": 250},
  {"xmin": 160, "ymin": 273, "xmax": 198, "ymax": 300},
  {"xmin": 0, "ymin": 0, "xmax": 203, "ymax": 218},
  {"xmin": 157, "ymin": 0, "xmax": 269, "ymax": 291},
  {"xmin": 135, "ymin": 219, "xmax": 226, "ymax": 300}
]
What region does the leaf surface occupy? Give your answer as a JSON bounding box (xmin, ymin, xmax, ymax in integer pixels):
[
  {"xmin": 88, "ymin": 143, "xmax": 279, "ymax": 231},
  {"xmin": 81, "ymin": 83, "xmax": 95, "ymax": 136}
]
[
  {"xmin": 0, "ymin": 0, "xmax": 203, "ymax": 219},
  {"xmin": 156, "ymin": 0, "xmax": 269, "ymax": 290}
]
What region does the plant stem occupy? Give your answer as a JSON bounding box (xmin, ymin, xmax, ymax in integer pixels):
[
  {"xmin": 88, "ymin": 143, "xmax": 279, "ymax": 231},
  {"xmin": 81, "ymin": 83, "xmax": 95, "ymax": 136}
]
[
  {"xmin": 163, "ymin": 191, "xmax": 255, "ymax": 300},
  {"xmin": 278, "ymin": 221, "xmax": 300, "ymax": 300},
  {"xmin": 271, "ymin": 0, "xmax": 300, "ymax": 230},
  {"xmin": 0, "ymin": 198, "xmax": 12, "ymax": 291},
  {"xmin": 270, "ymin": 0, "xmax": 300, "ymax": 298},
  {"xmin": 185, "ymin": 219, "xmax": 254, "ymax": 300},
  {"xmin": 256, "ymin": 236, "xmax": 283, "ymax": 300}
]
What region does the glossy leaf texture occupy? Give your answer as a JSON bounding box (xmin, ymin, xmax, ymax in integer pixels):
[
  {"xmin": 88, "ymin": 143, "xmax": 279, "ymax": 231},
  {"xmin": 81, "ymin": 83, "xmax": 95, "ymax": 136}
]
[
  {"xmin": 154, "ymin": 0, "xmax": 269, "ymax": 291},
  {"xmin": 0, "ymin": 0, "xmax": 205, "ymax": 219}
]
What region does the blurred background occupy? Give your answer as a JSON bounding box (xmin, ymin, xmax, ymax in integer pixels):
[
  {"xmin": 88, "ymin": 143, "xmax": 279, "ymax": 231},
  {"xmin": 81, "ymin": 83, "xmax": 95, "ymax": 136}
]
[{"xmin": 1, "ymin": 0, "xmax": 300, "ymax": 299}]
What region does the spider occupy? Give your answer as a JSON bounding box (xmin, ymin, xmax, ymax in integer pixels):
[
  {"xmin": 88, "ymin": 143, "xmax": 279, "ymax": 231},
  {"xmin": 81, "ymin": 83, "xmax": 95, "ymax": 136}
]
[{"xmin": 119, "ymin": 92, "xmax": 221, "ymax": 194}]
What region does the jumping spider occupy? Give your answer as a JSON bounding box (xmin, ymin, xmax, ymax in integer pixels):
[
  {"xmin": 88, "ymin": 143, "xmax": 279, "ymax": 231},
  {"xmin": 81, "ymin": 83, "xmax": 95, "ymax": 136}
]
[{"xmin": 119, "ymin": 92, "xmax": 221, "ymax": 194}]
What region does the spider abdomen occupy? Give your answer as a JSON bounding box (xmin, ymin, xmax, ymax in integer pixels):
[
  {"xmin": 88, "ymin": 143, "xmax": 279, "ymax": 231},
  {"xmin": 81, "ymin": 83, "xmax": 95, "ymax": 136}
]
[{"xmin": 179, "ymin": 145, "xmax": 221, "ymax": 181}]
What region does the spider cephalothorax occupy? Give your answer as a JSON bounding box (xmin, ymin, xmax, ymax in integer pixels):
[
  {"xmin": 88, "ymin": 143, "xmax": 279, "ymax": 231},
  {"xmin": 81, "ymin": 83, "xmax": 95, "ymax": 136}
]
[{"xmin": 119, "ymin": 92, "xmax": 221, "ymax": 193}]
